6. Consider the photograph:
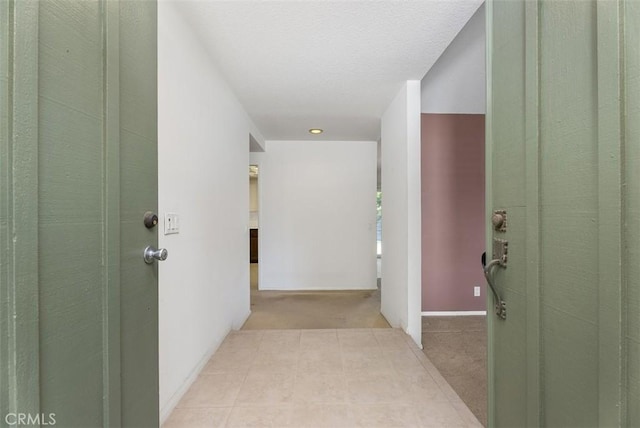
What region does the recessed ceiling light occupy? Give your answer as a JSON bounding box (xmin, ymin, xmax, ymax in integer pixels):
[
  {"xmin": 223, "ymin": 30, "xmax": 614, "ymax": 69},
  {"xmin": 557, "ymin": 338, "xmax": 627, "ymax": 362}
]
[{"xmin": 309, "ymin": 128, "xmax": 323, "ymax": 135}]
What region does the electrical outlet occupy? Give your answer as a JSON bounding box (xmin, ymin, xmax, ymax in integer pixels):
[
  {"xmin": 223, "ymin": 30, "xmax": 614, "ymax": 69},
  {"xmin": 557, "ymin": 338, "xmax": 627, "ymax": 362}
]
[{"xmin": 474, "ymin": 286, "xmax": 481, "ymax": 297}]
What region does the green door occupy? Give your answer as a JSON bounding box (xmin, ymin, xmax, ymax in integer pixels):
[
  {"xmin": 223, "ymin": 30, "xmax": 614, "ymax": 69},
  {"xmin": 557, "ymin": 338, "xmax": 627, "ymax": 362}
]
[
  {"xmin": 487, "ymin": 0, "xmax": 639, "ymax": 426},
  {"xmin": 1, "ymin": 1, "xmax": 159, "ymax": 426}
]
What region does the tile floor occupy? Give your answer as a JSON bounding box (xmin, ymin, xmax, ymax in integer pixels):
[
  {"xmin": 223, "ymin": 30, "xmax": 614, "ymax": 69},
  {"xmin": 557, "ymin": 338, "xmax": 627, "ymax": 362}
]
[{"xmin": 163, "ymin": 328, "xmax": 482, "ymax": 427}]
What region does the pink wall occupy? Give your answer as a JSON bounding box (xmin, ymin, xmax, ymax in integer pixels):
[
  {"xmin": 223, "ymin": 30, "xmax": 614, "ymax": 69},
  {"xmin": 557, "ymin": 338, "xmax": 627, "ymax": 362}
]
[{"xmin": 421, "ymin": 114, "xmax": 485, "ymax": 311}]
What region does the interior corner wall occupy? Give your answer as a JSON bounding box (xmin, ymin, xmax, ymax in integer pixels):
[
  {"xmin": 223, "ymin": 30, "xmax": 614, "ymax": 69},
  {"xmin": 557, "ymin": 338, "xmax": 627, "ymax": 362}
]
[
  {"xmin": 381, "ymin": 81, "xmax": 422, "ymax": 347},
  {"xmin": 421, "ymin": 114, "xmax": 486, "ymax": 312},
  {"xmin": 420, "ymin": 3, "xmax": 486, "ymax": 114},
  {"xmin": 254, "ymin": 140, "xmax": 377, "ymax": 291},
  {"xmin": 158, "ymin": 3, "xmax": 260, "ymax": 421}
]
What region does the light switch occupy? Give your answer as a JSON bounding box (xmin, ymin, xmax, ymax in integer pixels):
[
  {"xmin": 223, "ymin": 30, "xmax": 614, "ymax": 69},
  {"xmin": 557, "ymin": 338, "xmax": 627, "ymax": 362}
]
[{"xmin": 165, "ymin": 213, "xmax": 179, "ymax": 235}]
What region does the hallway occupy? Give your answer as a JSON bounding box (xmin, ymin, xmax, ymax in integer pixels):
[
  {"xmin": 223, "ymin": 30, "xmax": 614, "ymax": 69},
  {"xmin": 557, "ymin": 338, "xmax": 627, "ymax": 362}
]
[{"xmin": 163, "ymin": 329, "xmax": 482, "ymax": 427}]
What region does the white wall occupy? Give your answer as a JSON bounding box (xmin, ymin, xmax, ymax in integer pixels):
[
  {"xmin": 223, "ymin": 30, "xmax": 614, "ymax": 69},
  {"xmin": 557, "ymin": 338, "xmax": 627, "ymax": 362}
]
[
  {"xmin": 421, "ymin": 3, "xmax": 486, "ymax": 114},
  {"xmin": 251, "ymin": 140, "xmax": 377, "ymax": 291},
  {"xmin": 381, "ymin": 81, "xmax": 422, "ymax": 347},
  {"xmin": 158, "ymin": 3, "xmax": 263, "ymax": 421}
]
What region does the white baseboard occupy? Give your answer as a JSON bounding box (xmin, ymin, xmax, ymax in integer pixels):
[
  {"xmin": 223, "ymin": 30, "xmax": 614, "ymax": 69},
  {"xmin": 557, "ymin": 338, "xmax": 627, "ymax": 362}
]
[
  {"xmin": 422, "ymin": 311, "xmax": 487, "ymax": 317},
  {"xmin": 235, "ymin": 309, "xmax": 252, "ymax": 330},
  {"xmin": 258, "ymin": 286, "xmax": 378, "ymax": 291}
]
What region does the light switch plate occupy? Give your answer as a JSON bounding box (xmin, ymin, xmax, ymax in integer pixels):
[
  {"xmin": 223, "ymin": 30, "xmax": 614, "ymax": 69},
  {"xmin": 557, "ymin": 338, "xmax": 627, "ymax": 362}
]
[
  {"xmin": 164, "ymin": 212, "xmax": 179, "ymax": 235},
  {"xmin": 474, "ymin": 286, "xmax": 481, "ymax": 297}
]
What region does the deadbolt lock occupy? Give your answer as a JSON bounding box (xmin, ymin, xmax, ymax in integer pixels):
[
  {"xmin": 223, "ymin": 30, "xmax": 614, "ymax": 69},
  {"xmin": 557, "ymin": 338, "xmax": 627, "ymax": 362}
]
[
  {"xmin": 143, "ymin": 211, "xmax": 159, "ymax": 229},
  {"xmin": 492, "ymin": 210, "xmax": 507, "ymax": 232}
]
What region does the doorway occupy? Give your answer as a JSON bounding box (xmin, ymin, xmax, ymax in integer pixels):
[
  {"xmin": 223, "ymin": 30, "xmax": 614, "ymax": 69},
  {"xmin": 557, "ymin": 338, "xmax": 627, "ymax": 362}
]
[
  {"xmin": 249, "ymin": 165, "xmax": 259, "ymax": 290},
  {"xmin": 242, "ymin": 140, "xmax": 385, "ymax": 329},
  {"xmin": 420, "ymin": 112, "xmax": 487, "ymax": 426}
]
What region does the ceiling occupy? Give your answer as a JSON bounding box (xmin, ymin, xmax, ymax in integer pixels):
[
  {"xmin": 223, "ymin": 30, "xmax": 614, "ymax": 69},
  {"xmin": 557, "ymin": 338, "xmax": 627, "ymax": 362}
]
[{"xmin": 179, "ymin": 1, "xmax": 483, "ymax": 142}]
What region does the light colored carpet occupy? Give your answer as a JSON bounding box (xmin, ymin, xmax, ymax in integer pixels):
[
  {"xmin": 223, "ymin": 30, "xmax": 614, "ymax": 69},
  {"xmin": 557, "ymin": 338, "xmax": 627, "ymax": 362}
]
[
  {"xmin": 250, "ymin": 263, "xmax": 258, "ymax": 290},
  {"xmin": 422, "ymin": 316, "xmax": 487, "ymax": 427},
  {"xmin": 244, "ymin": 263, "xmax": 389, "ymax": 329}
]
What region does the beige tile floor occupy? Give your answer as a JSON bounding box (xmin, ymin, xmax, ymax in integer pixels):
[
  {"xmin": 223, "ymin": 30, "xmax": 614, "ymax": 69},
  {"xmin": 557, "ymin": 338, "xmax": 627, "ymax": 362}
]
[{"xmin": 164, "ymin": 328, "xmax": 482, "ymax": 428}]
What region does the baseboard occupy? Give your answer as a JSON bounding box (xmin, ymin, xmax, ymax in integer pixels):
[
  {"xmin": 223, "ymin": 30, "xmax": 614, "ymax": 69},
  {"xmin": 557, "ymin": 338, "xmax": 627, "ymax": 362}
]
[
  {"xmin": 422, "ymin": 311, "xmax": 487, "ymax": 317},
  {"xmin": 258, "ymin": 286, "xmax": 378, "ymax": 292},
  {"xmin": 160, "ymin": 311, "xmax": 253, "ymax": 424},
  {"xmin": 235, "ymin": 309, "xmax": 252, "ymax": 330},
  {"xmin": 159, "ymin": 336, "xmax": 225, "ymax": 424}
]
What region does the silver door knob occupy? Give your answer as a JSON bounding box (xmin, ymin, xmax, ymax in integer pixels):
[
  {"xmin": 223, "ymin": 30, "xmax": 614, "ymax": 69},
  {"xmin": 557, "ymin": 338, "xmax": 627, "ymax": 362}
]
[{"xmin": 144, "ymin": 246, "xmax": 168, "ymax": 264}]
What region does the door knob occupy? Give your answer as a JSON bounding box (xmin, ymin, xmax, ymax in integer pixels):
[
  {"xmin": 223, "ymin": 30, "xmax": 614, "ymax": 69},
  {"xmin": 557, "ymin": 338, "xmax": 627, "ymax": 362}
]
[
  {"xmin": 481, "ymin": 239, "xmax": 508, "ymax": 320},
  {"xmin": 484, "ymin": 258, "xmax": 507, "ymax": 320},
  {"xmin": 144, "ymin": 246, "xmax": 168, "ymax": 264}
]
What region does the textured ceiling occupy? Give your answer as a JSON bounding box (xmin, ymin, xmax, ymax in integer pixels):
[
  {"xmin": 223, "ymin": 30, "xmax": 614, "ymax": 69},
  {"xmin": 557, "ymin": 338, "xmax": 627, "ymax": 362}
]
[{"xmin": 179, "ymin": 1, "xmax": 483, "ymax": 141}]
